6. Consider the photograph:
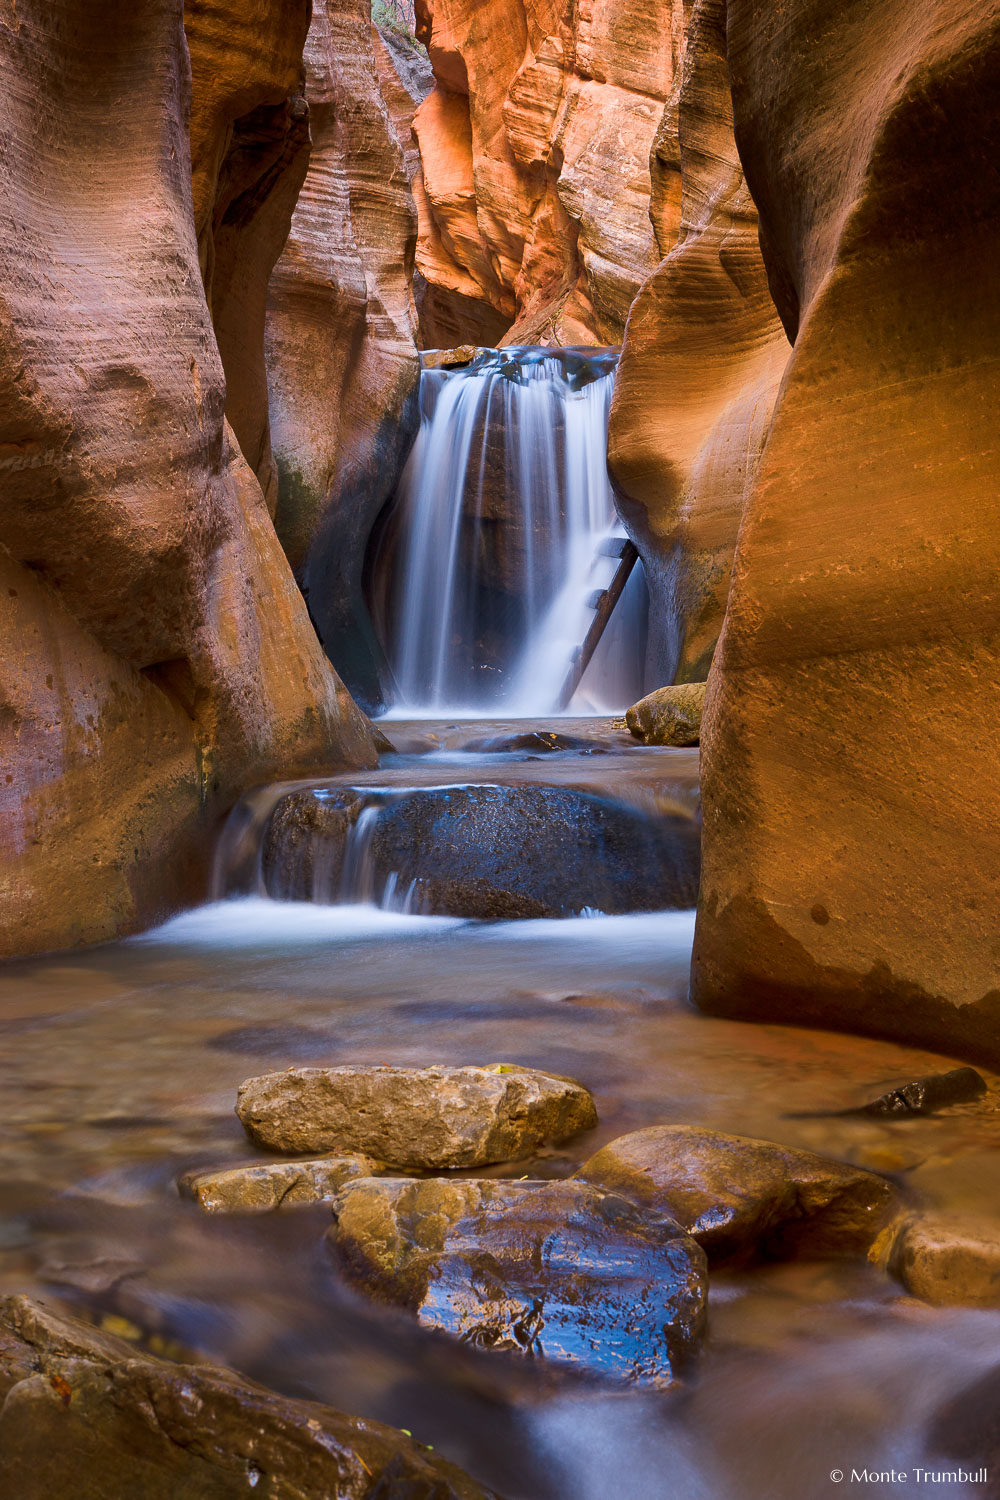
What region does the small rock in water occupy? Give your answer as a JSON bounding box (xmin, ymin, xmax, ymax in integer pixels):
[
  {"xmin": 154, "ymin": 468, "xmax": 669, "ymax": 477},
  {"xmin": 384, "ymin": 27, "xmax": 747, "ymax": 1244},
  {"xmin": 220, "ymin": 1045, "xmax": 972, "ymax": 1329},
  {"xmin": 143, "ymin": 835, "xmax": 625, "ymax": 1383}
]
[
  {"xmin": 625, "ymin": 682, "xmax": 706, "ymax": 746},
  {"xmin": 860, "ymin": 1066, "xmax": 987, "ymax": 1116},
  {"xmin": 575, "ymin": 1125, "xmax": 897, "ymax": 1265},
  {"xmin": 178, "ymin": 1155, "xmax": 377, "ymax": 1214},
  {"xmin": 0, "ymin": 1295, "xmax": 495, "ymax": 1499},
  {"xmin": 329, "ymin": 1176, "xmax": 707, "ymax": 1386},
  {"xmin": 235, "ymin": 1064, "xmax": 598, "ymax": 1169},
  {"xmin": 887, "ymin": 1213, "xmax": 1000, "ymax": 1307},
  {"xmin": 463, "ymin": 731, "xmax": 606, "ymax": 755}
]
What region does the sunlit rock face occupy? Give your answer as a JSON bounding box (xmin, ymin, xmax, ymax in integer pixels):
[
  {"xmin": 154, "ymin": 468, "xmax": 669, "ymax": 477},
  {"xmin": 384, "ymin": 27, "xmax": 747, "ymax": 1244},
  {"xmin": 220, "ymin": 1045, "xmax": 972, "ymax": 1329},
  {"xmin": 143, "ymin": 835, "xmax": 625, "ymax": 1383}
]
[
  {"xmin": 607, "ymin": 0, "xmax": 789, "ymax": 687},
  {"xmin": 0, "ymin": 0, "xmax": 375, "ymax": 958},
  {"xmin": 411, "ymin": 0, "xmax": 686, "ymax": 345},
  {"xmin": 265, "ymin": 0, "xmax": 422, "ymax": 713},
  {"xmin": 692, "ymin": 0, "xmax": 1000, "ymax": 1067}
]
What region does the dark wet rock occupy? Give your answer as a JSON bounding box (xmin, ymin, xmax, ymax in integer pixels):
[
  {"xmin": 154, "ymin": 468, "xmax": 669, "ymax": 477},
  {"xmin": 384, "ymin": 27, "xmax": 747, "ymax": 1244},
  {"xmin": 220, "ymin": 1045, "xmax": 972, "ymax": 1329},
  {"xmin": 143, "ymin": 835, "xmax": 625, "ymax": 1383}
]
[
  {"xmin": 207, "ymin": 1023, "xmax": 333, "ymax": 1059},
  {"xmin": 926, "ymin": 1363, "xmax": 1000, "ymax": 1478},
  {"xmin": 0, "ymin": 1295, "xmax": 495, "ymax": 1499},
  {"xmin": 576, "ymin": 1126, "xmax": 897, "ymax": 1266},
  {"xmin": 860, "ymin": 1067, "xmax": 987, "ymax": 1117},
  {"xmin": 261, "ymin": 789, "xmax": 362, "ymax": 901},
  {"xmin": 179, "ymin": 1155, "xmax": 378, "ymax": 1214},
  {"xmin": 329, "ymin": 1177, "xmax": 707, "ymax": 1387},
  {"xmin": 887, "ymin": 1213, "xmax": 1000, "ymax": 1307},
  {"xmin": 626, "ymin": 683, "xmax": 707, "ymax": 746},
  {"xmin": 366, "ymin": 785, "xmax": 698, "ymax": 915},
  {"xmin": 236, "ymin": 1064, "xmax": 597, "ymax": 1169},
  {"xmin": 462, "ymin": 731, "xmax": 608, "ymax": 755}
]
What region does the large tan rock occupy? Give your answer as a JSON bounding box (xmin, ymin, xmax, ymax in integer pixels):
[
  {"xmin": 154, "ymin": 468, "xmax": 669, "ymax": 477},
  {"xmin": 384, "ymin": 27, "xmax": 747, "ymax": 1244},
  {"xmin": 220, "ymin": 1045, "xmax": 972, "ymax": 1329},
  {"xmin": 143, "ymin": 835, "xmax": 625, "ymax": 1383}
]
[
  {"xmin": 179, "ymin": 1154, "xmax": 377, "ymax": 1214},
  {"xmin": 411, "ymin": 0, "xmax": 687, "ymax": 344},
  {"xmin": 330, "ymin": 1176, "xmax": 707, "ymax": 1385},
  {"xmin": 576, "ymin": 1126, "xmax": 897, "ymax": 1266},
  {"xmin": 626, "ymin": 682, "xmax": 706, "ymax": 747},
  {"xmin": 608, "ymin": 0, "xmax": 789, "ymax": 685},
  {"xmin": 265, "ymin": 0, "xmax": 422, "ymax": 713},
  {"xmin": 0, "ymin": 1295, "xmax": 494, "ymax": 1499},
  {"xmin": 0, "ymin": 0, "xmax": 375, "ymax": 958},
  {"xmin": 691, "ymin": 0, "xmax": 1000, "ymax": 1067},
  {"xmin": 887, "ymin": 1214, "xmax": 1000, "ymax": 1308},
  {"xmin": 236, "ymin": 1063, "xmax": 598, "ymax": 1166}
]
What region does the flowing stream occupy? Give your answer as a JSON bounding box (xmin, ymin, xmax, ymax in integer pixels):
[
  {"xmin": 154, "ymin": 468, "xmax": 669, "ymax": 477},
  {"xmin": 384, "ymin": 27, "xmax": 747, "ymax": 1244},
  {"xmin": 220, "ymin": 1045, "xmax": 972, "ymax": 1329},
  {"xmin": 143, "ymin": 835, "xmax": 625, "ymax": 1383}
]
[{"xmin": 381, "ymin": 348, "xmax": 648, "ymax": 716}]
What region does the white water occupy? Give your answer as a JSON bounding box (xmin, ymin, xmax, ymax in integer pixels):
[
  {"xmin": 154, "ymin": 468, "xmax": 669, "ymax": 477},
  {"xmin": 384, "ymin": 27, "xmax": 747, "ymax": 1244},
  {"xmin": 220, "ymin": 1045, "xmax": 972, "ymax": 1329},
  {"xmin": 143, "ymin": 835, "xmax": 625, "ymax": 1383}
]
[{"xmin": 384, "ymin": 347, "xmax": 647, "ymax": 717}]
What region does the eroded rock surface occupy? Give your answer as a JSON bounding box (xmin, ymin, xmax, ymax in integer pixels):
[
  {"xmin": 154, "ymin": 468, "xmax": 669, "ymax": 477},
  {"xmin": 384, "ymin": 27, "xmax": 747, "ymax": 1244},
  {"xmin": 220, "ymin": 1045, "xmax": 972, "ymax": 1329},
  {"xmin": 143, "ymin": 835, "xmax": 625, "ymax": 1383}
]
[
  {"xmin": 330, "ymin": 1176, "xmax": 707, "ymax": 1384},
  {"xmin": 0, "ymin": 1295, "xmax": 495, "ymax": 1498},
  {"xmin": 576, "ymin": 1126, "xmax": 897, "ymax": 1266},
  {"xmin": 236, "ymin": 1064, "xmax": 597, "ymax": 1167},
  {"xmin": 180, "ymin": 1154, "xmax": 377, "ymax": 1213},
  {"xmin": 266, "ymin": 0, "xmax": 421, "ymax": 712},
  {"xmin": 626, "ymin": 683, "xmax": 706, "ymax": 747},
  {"xmin": 691, "ymin": 0, "xmax": 1000, "ymax": 1068},
  {"xmin": 888, "ymin": 1214, "xmax": 1000, "ymax": 1308},
  {"xmin": 0, "ymin": 0, "xmax": 375, "ymax": 958}
]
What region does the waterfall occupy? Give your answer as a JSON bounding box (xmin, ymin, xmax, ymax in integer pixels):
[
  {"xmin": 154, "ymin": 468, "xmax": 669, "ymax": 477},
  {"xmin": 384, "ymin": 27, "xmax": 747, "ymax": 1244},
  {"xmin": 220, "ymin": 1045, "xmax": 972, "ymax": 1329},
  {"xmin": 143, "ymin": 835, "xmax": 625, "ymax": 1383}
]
[{"xmin": 381, "ymin": 347, "xmax": 648, "ymax": 717}]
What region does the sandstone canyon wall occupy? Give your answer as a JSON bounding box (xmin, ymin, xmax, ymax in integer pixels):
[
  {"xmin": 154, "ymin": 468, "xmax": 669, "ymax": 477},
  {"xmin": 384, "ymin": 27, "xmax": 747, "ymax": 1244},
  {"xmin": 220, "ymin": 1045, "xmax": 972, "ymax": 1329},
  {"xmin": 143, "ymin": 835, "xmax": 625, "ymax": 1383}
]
[
  {"xmin": 607, "ymin": 0, "xmax": 789, "ymax": 687},
  {"xmin": 265, "ymin": 0, "xmax": 422, "ymax": 713},
  {"xmin": 0, "ymin": 0, "xmax": 376, "ymax": 958},
  {"xmin": 411, "ymin": 0, "xmax": 687, "ymax": 346},
  {"xmin": 691, "ymin": 0, "xmax": 1000, "ymax": 1066}
]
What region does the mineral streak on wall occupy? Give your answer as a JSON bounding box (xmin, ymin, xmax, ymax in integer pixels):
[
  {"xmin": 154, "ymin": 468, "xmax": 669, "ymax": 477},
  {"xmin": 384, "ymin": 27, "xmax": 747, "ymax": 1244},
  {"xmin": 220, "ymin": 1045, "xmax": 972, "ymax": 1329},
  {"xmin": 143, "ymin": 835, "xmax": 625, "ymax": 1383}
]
[
  {"xmin": 0, "ymin": 0, "xmax": 376, "ymax": 958},
  {"xmin": 691, "ymin": 0, "xmax": 1000, "ymax": 1066}
]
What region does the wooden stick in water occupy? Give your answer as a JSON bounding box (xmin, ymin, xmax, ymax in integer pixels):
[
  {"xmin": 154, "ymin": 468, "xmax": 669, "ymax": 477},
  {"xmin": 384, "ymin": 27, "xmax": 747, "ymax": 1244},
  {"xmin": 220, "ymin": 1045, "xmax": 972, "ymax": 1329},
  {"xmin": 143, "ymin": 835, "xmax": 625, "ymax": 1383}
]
[{"xmin": 555, "ymin": 539, "xmax": 639, "ymax": 711}]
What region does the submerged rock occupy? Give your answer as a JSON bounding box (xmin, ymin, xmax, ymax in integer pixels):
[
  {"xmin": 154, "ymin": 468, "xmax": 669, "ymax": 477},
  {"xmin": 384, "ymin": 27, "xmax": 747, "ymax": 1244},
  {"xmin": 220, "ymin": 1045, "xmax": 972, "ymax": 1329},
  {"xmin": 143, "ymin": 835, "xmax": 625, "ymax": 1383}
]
[
  {"xmin": 0, "ymin": 1295, "xmax": 494, "ymax": 1499},
  {"xmin": 859, "ymin": 1067, "xmax": 987, "ymax": 1117},
  {"xmin": 179, "ymin": 1155, "xmax": 377, "ymax": 1214},
  {"xmin": 576, "ymin": 1126, "xmax": 897, "ymax": 1265},
  {"xmin": 236, "ymin": 1064, "xmax": 598, "ymax": 1168},
  {"xmin": 626, "ymin": 683, "xmax": 707, "ymax": 746},
  {"xmin": 329, "ymin": 1177, "xmax": 707, "ymax": 1386},
  {"xmin": 887, "ymin": 1214, "xmax": 1000, "ymax": 1307},
  {"xmin": 462, "ymin": 731, "xmax": 607, "ymax": 755}
]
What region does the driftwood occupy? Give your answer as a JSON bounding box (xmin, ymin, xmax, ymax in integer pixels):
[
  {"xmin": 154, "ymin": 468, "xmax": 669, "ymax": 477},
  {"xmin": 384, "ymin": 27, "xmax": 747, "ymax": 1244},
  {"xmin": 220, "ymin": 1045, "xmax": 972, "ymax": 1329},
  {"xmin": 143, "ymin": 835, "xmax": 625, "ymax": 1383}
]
[{"xmin": 555, "ymin": 539, "xmax": 638, "ymax": 710}]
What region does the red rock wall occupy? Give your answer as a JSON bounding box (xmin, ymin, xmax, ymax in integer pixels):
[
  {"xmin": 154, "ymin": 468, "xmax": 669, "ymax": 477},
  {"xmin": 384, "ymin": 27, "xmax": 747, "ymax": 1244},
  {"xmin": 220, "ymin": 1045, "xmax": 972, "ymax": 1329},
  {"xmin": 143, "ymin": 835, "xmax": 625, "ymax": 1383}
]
[
  {"xmin": 412, "ymin": 0, "xmax": 687, "ymax": 346},
  {"xmin": 691, "ymin": 0, "xmax": 1000, "ymax": 1065},
  {"xmin": 265, "ymin": 0, "xmax": 422, "ymax": 714},
  {"xmin": 0, "ymin": 0, "xmax": 376, "ymax": 957}
]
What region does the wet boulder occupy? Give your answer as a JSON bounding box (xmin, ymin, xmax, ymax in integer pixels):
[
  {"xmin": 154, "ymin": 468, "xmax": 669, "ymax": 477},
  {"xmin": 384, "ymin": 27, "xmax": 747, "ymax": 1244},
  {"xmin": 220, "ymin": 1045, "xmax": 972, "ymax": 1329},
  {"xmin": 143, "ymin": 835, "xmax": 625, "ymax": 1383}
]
[
  {"xmin": 367, "ymin": 785, "xmax": 700, "ymax": 916},
  {"xmin": 329, "ymin": 1177, "xmax": 707, "ymax": 1386},
  {"xmin": 887, "ymin": 1213, "xmax": 1000, "ymax": 1307},
  {"xmin": 0, "ymin": 1295, "xmax": 495, "ymax": 1500},
  {"xmin": 179, "ymin": 1155, "xmax": 377, "ymax": 1214},
  {"xmin": 626, "ymin": 683, "xmax": 707, "ymax": 747},
  {"xmin": 236, "ymin": 1063, "xmax": 597, "ymax": 1169},
  {"xmin": 859, "ymin": 1067, "xmax": 987, "ymax": 1117},
  {"xmin": 462, "ymin": 731, "xmax": 607, "ymax": 755},
  {"xmin": 576, "ymin": 1126, "xmax": 897, "ymax": 1266},
  {"xmin": 261, "ymin": 789, "xmax": 363, "ymax": 902}
]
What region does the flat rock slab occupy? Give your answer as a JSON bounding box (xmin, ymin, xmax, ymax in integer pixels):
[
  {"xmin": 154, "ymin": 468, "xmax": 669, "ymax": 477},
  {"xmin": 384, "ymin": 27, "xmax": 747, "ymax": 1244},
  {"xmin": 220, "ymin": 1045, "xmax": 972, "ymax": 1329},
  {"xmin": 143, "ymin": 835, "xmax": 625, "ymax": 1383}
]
[
  {"xmin": 329, "ymin": 1177, "xmax": 707, "ymax": 1386},
  {"xmin": 236, "ymin": 1064, "xmax": 598, "ymax": 1169},
  {"xmin": 0, "ymin": 1295, "xmax": 495, "ymax": 1500},
  {"xmin": 626, "ymin": 683, "xmax": 706, "ymax": 746},
  {"xmin": 888, "ymin": 1214, "xmax": 1000, "ymax": 1307},
  {"xmin": 576, "ymin": 1125, "xmax": 896, "ymax": 1266},
  {"xmin": 179, "ymin": 1154, "xmax": 377, "ymax": 1214}
]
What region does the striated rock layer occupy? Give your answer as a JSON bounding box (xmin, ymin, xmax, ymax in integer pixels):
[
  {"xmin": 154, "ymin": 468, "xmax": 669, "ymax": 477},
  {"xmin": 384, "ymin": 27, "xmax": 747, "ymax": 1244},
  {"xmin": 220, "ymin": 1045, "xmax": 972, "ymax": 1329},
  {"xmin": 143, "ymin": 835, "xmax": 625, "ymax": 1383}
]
[
  {"xmin": 691, "ymin": 0, "xmax": 1000, "ymax": 1065},
  {"xmin": 0, "ymin": 0, "xmax": 375, "ymax": 957},
  {"xmin": 608, "ymin": 0, "xmax": 788, "ymax": 686},
  {"xmin": 265, "ymin": 0, "xmax": 422, "ymax": 713},
  {"xmin": 411, "ymin": 0, "xmax": 687, "ymax": 345}
]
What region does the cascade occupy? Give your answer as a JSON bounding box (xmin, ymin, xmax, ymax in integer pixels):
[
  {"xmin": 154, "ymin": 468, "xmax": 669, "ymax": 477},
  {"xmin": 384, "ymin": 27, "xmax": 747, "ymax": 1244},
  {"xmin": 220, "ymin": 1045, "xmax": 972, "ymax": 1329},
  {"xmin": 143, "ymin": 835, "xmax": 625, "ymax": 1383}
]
[{"xmin": 379, "ymin": 347, "xmax": 648, "ymax": 716}]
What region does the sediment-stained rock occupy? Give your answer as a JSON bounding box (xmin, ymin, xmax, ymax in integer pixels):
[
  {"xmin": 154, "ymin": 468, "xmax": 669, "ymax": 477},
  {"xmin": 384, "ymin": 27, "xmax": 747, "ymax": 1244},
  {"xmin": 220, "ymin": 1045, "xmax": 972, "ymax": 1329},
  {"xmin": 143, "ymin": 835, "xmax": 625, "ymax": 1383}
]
[
  {"xmin": 0, "ymin": 1295, "xmax": 495, "ymax": 1498},
  {"xmin": 0, "ymin": 0, "xmax": 375, "ymax": 958},
  {"xmin": 576, "ymin": 1126, "xmax": 897, "ymax": 1265},
  {"xmin": 411, "ymin": 0, "xmax": 687, "ymax": 344},
  {"xmin": 608, "ymin": 0, "xmax": 789, "ymax": 686},
  {"xmin": 179, "ymin": 1154, "xmax": 377, "ymax": 1213},
  {"xmin": 691, "ymin": 0, "xmax": 1000, "ymax": 1068},
  {"xmin": 626, "ymin": 683, "xmax": 706, "ymax": 747},
  {"xmin": 329, "ymin": 1176, "xmax": 707, "ymax": 1385},
  {"xmin": 887, "ymin": 1214, "xmax": 1000, "ymax": 1308},
  {"xmin": 236, "ymin": 1063, "xmax": 598, "ymax": 1166},
  {"xmin": 265, "ymin": 0, "xmax": 421, "ymax": 713}
]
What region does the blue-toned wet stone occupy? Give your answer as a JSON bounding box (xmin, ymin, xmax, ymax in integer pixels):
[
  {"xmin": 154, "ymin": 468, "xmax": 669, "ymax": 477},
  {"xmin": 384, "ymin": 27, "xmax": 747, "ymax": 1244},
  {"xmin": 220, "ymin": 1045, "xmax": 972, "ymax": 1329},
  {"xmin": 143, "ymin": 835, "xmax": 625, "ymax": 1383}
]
[{"xmin": 328, "ymin": 1177, "xmax": 707, "ymax": 1387}]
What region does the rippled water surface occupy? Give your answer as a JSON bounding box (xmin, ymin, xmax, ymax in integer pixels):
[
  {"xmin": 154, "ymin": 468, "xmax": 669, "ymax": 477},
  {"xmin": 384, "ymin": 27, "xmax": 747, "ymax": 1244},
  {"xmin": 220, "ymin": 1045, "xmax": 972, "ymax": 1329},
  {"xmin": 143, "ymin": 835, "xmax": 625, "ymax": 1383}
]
[{"xmin": 2, "ymin": 723, "xmax": 998, "ymax": 1499}]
